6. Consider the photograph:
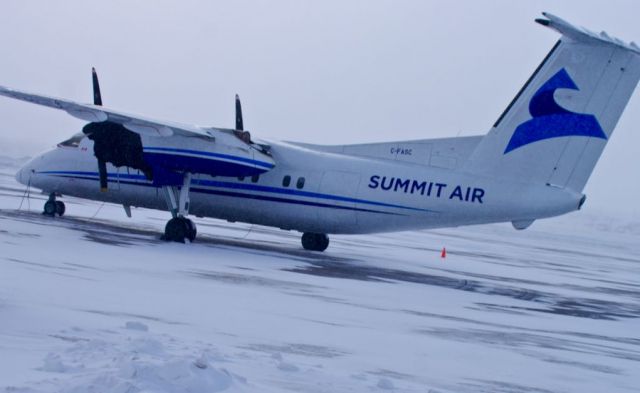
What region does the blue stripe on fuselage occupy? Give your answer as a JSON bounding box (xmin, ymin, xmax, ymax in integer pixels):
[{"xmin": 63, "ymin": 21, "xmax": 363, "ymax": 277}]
[
  {"xmin": 143, "ymin": 147, "xmax": 274, "ymax": 169},
  {"xmin": 37, "ymin": 170, "xmax": 436, "ymax": 214},
  {"xmin": 40, "ymin": 172, "xmax": 402, "ymax": 216},
  {"xmin": 143, "ymin": 152, "xmax": 271, "ymax": 178}
]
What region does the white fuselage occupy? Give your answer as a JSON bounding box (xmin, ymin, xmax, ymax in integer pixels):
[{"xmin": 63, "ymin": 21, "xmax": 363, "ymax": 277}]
[
  {"xmin": 5, "ymin": 13, "xmax": 636, "ymax": 241},
  {"xmin": 16, "ymin": 136, "xmax": 582, "ymax": 235}
]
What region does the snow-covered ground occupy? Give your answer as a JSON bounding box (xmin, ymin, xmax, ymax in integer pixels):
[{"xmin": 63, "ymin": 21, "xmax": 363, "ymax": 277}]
[{"xmin": 0, "ymin": 158, "xmax": 639, "ymax": 393}]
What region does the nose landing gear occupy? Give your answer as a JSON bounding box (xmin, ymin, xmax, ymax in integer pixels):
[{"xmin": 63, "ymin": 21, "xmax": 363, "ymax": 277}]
[{"xmin": 43, "ymin": 193, "xmax": 65, "ymax": 217}]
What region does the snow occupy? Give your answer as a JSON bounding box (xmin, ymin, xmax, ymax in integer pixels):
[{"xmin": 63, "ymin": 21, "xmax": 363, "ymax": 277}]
[{"xmin": 0, "ymin": 159, "xmax": 639, "ymax": 392}]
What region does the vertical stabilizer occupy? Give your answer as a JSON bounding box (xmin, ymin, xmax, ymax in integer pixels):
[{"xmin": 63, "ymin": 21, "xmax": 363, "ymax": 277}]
[{"xmin": 466, "ymin": 13, "xmax": 640, "ymax": 193}]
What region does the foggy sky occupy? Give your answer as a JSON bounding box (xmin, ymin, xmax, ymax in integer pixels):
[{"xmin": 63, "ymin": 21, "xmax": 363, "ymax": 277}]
[{"xmin": 0, "ymin": 1, "xmax": 638, "ymax": 217}]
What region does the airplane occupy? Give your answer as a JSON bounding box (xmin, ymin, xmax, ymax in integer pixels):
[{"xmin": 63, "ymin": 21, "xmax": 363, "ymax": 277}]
[{"xmin": 1, "ymin": 13, "xmax": 639, "ymax": 252}]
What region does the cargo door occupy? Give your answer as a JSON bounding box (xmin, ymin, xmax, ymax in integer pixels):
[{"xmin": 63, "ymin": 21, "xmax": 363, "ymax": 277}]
[{"xmin": 319, "ymin": 171, "xmax": 361, "ymax": 229}]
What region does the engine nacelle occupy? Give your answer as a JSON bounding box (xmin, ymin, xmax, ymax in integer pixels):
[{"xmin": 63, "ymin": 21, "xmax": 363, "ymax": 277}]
[{"xmin": 83, "ymin": 121, "xmax": 275, "ymax": 187}]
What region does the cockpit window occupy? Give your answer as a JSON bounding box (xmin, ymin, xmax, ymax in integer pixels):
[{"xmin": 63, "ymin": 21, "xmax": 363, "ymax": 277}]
[{"xmin": 58, "ymin": 133, "xmax": 85, "ymax": 148}]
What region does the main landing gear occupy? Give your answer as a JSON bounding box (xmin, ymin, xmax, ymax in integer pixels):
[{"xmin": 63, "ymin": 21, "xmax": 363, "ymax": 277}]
[
  {"xmin": 165, "ymin": 217, "xmax": 197, "ymax": 243},
  {"xmin": 161, "ymin": 173, "xmax": 197, "ymax": 243},
  {"xmin": 43, "ymin": 193, "xmax": 65, "ymax": 217},
  {"xmin": 301, "ymin": 232, "xmax": 329, "ymax": 252}
]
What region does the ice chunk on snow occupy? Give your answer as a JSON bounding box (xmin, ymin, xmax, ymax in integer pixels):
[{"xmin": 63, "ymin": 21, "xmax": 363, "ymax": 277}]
[
  {"xmin": 271, "ymin": 352, "xmax": 299, "ymax": 372},
  {"xmin": 124, "ymin": 321, "xmax": 149, "ymax": 332},
  {"xmin": 377, "ymin": 377, "xmax": 395, "ymax": 390},
  {"xmin": 30, "ymin": 332, "xmax": 241, "ymax": 393},
  {"xmin": 119, "ymin": 359, "xmax": 235, "ymax": 392},
  {"xmin": 277, "ymin": 361, "xmax": 299, "ymax": 372},
  {"xmin": 39, "ymin": 353, "xmax": 67, "ymax": 373},
  {"xmin": 270, "ymin": 352, "xmax": 283, "ymax": 361},
  {"xmin": 129, "ymin": 337, "xmax": 164, "ymax": 355}
]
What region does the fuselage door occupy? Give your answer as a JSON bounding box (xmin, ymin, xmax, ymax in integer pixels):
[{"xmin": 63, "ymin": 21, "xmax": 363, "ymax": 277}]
[{"xmin": 319, "ymin": 171, "xmax": 361, "ymax": 230}]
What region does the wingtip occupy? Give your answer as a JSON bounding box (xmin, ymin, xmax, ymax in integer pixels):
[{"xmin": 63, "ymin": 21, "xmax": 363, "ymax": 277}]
[{"xmin": 535, "ymin": 18, "xmax": 550, "ymax": 27}]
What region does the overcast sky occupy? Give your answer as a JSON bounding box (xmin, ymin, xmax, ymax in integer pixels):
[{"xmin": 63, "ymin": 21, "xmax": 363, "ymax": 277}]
[{"xmin": 0, "ymin": 1, "xmax": 638, "ymax": 217}]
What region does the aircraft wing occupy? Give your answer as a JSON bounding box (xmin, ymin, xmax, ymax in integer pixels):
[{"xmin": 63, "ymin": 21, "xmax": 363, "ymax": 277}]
[
  {"xmin": 0, "ymin": 76, "xmax": 275, "ymax": 190},
  {"xmin": 0, "ymin": 84, "xmax": 221, "ymax": 139}
]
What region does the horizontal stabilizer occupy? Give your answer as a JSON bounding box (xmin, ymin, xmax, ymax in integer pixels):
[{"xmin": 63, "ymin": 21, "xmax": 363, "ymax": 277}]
[{"xmin": 536, "ymin": 13, "xmax": 640, "ymax": 54}]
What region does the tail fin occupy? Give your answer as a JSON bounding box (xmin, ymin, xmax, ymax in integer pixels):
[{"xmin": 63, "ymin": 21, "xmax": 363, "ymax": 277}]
[{"xmin": 466, "ymin": 13, "xmax": 640, "ymax": 193}]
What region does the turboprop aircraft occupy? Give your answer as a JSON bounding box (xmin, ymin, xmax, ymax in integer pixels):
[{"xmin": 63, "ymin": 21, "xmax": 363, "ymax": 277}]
[{"xmin": 2, "ymin": 13, "xmax": 639, "ymax": 251}]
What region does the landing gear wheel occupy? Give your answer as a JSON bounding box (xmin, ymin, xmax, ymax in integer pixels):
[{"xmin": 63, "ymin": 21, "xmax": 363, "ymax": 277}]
[
  {"xmin": 55, "ymin": 201, "xmax": 66, "ymax": 217},
  {"xmin": 301, "ymin": 233, "xmax": 329, "ymax": 252},
  {"xmin": 163, "ymin": 217, "xmax": 196, "ymax": 243},
  {"xmin": 161, "ymin": 175, "xmax": 195, "ymax": 244},
  {"xmin": 164, "ymin": 217, "xmax": 187, "ymax": 243},
  {"xmin": 184, "ymin": 219, "xmax": 197, "ymax": 242},
  {"xmin": 43, "ymin": 200, "xmax": 57, "ymax": 217}
]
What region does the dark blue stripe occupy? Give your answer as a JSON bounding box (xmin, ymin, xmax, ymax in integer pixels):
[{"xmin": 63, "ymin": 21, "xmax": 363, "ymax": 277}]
[
  {"xmin": 143, "ymin": 147, "xmax": 274, "ymax": 169},
  {"xmin": 191, "ymin": 179, "xmax": 434, "ymax": 212},
  {"xmin": 38, "ymin": 170, "xmax": 435, "ymax": 213},
  {"xmin": 192, "ymin": 187, "xmax": 399, "ymax": 215},
  {"xmin": 45, "ymin": 173, "xmax": 402, "ymax": 216},
  {"xmin": 143, "ymin": 152, "xmax": 270, "ymax": 178},
  {"xmin": 40, "ymin": 171, "xmax": 146, "ymax": 179}
]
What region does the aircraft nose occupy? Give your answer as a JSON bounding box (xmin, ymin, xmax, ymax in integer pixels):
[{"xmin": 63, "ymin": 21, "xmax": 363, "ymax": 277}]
[
  {"xmin": 14, "ymin": 166, "xmax": 24, "ymax": 185},
  {"xmin": 15, "ymin": 159, "xmax": 36, "ymax": 186}
]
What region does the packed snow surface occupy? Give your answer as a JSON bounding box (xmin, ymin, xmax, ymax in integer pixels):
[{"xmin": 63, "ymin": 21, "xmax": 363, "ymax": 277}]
[{"xmin": 0, "ymin": 159, "xmax": 639, "ymax": 393}]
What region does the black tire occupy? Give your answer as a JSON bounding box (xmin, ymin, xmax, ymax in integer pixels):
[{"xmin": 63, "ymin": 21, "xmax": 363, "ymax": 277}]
[
  {"xmin": 55, "ymin": 201, "xmax": 66, "ymax": 217},
  {"xmin": 164, "ymin": 217, "xmax": 188, "ymax": 243},
  {"xmin": 43, "ymin": 200, "xmax": 57, "ymax": 217},
  {"xmin": 185, "ymin": 219, "xmax": 197, "ymax": 242},
  {"xmin": 317, "ymin": 234, "xmax": 329, "ymax": 251},
  {"xmin": 301, "ymin": 233, "xmax": 329, "ymax": 252}
]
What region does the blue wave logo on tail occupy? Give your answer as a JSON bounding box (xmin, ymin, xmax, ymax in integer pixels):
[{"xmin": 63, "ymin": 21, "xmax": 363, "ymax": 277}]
[{"xmin": 504, "ymin": 68, "xmax": 607, "ymax": 154}]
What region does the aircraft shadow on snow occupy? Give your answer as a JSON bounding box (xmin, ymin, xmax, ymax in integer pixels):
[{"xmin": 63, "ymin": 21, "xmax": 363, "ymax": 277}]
[{"xmin": 2, "ymin": 209, "xmax": 639, "ymax": 322}]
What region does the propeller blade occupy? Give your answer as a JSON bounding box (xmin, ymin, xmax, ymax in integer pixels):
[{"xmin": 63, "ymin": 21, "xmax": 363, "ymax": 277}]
[
  {"xmin": 92, "ymin": 69, "xmax": 106, "ymax": 192},
  {"xmin": 92, "ymin": 67, "xmax": 103, "ymax": 106},
  {"xmin": 98, "ymin": 158, "xmax": 108, "ymax": 192},
  {"xmin": 235, "ymin": 94, "xmax": 243, "ymax": 131}
]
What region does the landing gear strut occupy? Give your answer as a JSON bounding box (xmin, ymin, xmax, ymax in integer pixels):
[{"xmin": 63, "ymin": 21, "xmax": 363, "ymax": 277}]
[
  {"xmin": 301, "ymin": 232, "xmax": 329, "ymax": 252},
  {"xmin": 161, "ymin": 173, "xmax": 197, "ymax": 243},
  {"xmin": 43, "ymin": 193, "xmax": 65, "ymax": 217}
]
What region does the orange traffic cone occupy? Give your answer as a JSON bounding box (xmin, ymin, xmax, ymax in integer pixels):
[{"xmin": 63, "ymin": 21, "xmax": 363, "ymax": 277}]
[{"xmin": 441, "ymin": 247, "xmax": 447, "ymax": 258}]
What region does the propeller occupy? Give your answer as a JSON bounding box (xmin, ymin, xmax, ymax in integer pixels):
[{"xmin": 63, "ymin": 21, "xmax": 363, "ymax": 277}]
[
  {"xmin": 83, "ymin": 68, "xmax": 152, "ymax": 190},
  {"xmin": 235, "ymin": 94, "xmax": 243, "ymax": 131},
  {"xmin": 234, "ymin": 94, "xmax": 251, "ymax": 143},
  {"xmin": 92, "ymin": 67, "xmax": 103, "ymax": 106},
  {"xmin": 89, "ymin": 68, "xmax": 108, "ymax": 191}
]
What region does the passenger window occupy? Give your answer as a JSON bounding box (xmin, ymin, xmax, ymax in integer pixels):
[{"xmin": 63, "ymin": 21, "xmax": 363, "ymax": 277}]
[
  {"xmin": 251, "ymin": 175, "xmax": 259, "ymax": 183},
  {"xmin": 282, "ymin": 175, "xmax": 291, "ymax": 187},
  {"xmin": 296, "ymin": 177, "xmax": 305, "ymax": 189},
  {"xmin": 238, "ymin": 176, "xmax": 245, "ymax": 181}
]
